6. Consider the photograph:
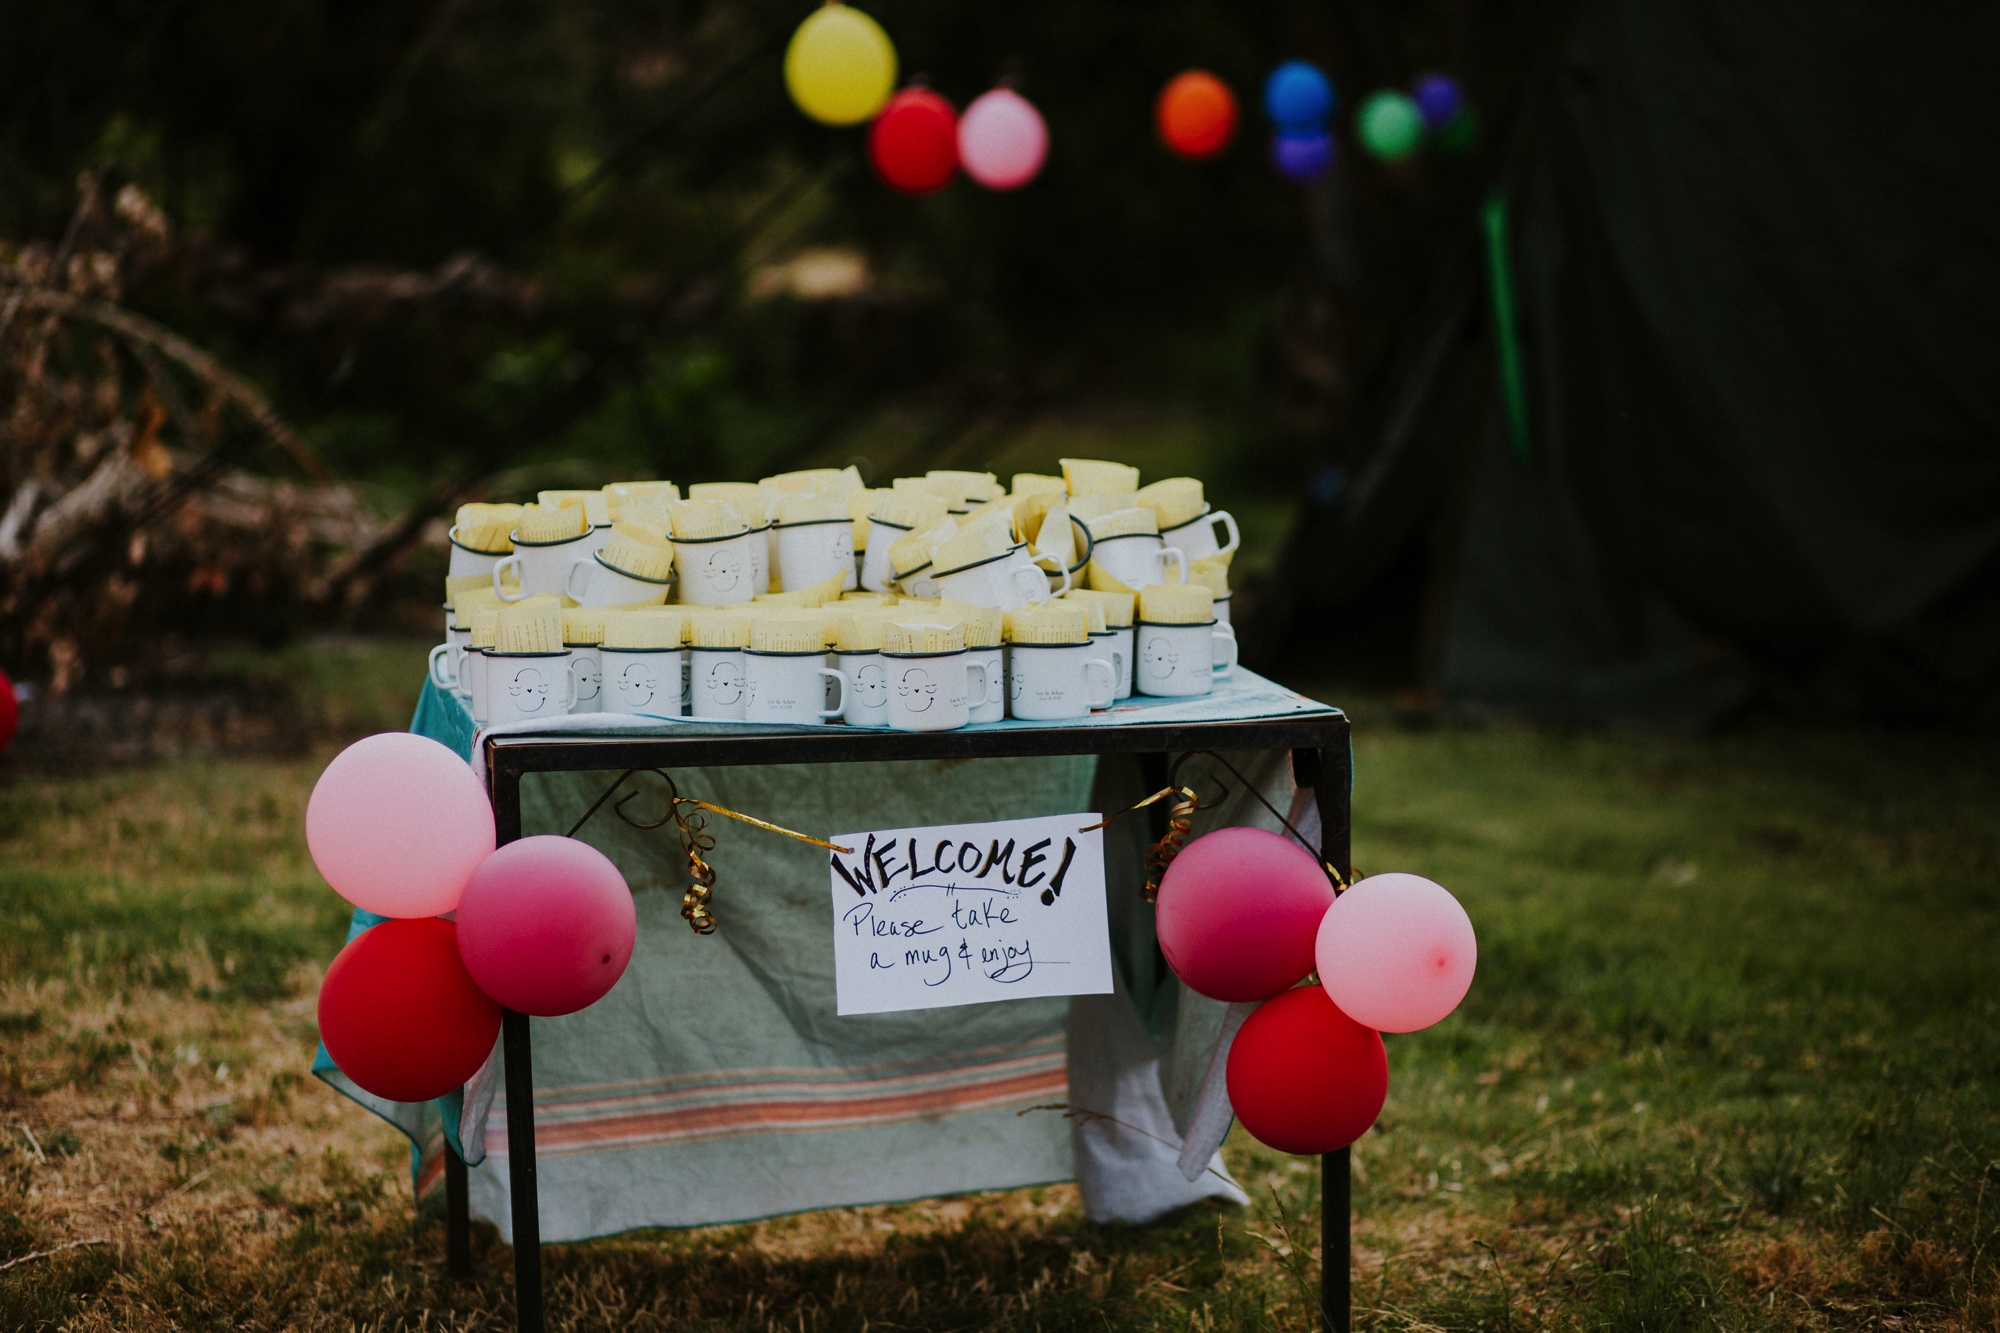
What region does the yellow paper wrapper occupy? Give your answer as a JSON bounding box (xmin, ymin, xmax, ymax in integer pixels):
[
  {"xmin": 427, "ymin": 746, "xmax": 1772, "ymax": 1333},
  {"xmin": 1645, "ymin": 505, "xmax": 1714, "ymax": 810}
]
[
  {"xmin": 540, "ymin": 489, "xmax": 611, "ymax": 526},
  {"xmin": 776, "ymin": 492, "xmax": 849, "ymax": 524},
  {"xmin": 668, "ymin": 498, "xmax": 751, "ymax": 542},
  {"xmin": 1138, "ymin": 583, "xmax": 1214, "ymax": 625},
  {"xmin": 686, "ymin": 610, "xmax": 753, "ymax": 649},
  {"xmin": 516, "ymin": 503, "xmax": 587, "ymax": 544},
  {"xmin": 883, "ymin": 619, "xmax": 965, "ymax": 654},
  {"xmin": 1010, "ymin": 472, "xmax": 1067, "ymax": 497},
  {"xmin": 453, "ymin": 503, "xmax": 521, "ymax": 554},
  {"xmin": 831, "ymin": 609, "xmax": 892, "ymax": 652},
  {"xmin": 750, "ymin": 610, "xmax": 832, "ymax": 653},
  {"xmin": 686, "ymin": 482, "xmax": 771, "ymax": 527},
  {"xmin": 752, "ymin": 568, "xmax": 847, "ymax": 608},
  {"xmin": 1004, "ymin": 603, "xmax": 1090, "ymax": 645},
  {"xmin": 1061, "ymin": 458, "xmax": 1141, "ymax": 496},
  {"xmin": 496, "ymin": 596, "xmax": 564, "ymax": 653},
  {"xmin": 603, "ymin": 608, "xmax": 688, "ymax": 650},
  {"xmin": 562, "ymin": 606, "xmax": 610, "ymax": 646},
  {"xmin": 1187, "ymin": 553, "xmax": 1232, "ymax": 595},
  {"xmin": 1064, "ymin": 588, "xmax": 1135, "ymax": 628},
  {"xmin": 937, "ymin": 598, "xmax": 1003, "ymax": 648},
  {"xmin": 469, "ymin": 607, "xmax": 501, "ymax": 650},
  {"xmin": 1134, "ymin": 477, "xmax": 1206, "ymax": 531}
]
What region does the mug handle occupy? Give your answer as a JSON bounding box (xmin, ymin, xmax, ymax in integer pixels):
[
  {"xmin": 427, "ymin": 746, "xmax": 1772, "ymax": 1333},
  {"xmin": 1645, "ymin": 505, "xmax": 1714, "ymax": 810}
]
[
  {"xmin": 1014, "ymin": 564, "xmax": 1052, "ymax": 606},
  {"xmin": 818, "ymin": 667, "xmax": 850, "ymax": 719},
  {"xmin": 492, "ymin": 554, "xmax": 525, "ymax": 602},
  {"xmin": 1083, "ymin": 658, "xmax": 1116, "ymax": 710},
  {"xmin": 560, "ymin": 656, "xmax": 581, "ymax": 713},
  {"xmin": 563, "ymin": 558, "xmax": 595, "ymax": 603},
  {"xmin": 1209, "ymin": 510, "xmax": 1241, "ymax": 559},
  {"xmin": 1211, "ymin": 625, "xmax": 1239, "ymax": 679},
  {"xmin": 1156, "ymin": 546, "xmax": 1188, "ymax": 584},
  {"xmin": 1068, "ymin": 515, "xmax": 1096, "ymax": 573},
  {"xmin": 1044, "ymin": 560, "xmax": 1073, "ymax": 597},
  {"xmin": 428, "ymin": 644, "xmax": 457, "ymax": 690},
  {"xmin": 965, "ymin": 660, "xmax": 992, "ymax": 710}
]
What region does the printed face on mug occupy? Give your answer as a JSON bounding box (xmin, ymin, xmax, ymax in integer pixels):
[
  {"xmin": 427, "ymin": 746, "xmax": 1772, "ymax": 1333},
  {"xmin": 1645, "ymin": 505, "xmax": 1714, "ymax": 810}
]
[
  {"xmin": 705, "ymin": 658, "xmax": 745, "ymax": 706},
  {"xmin": 1134, "ymin": 622, "xmax": 1237, "ymax": 697},
  {"xmin": 618, "ymin": 662, "xmax": 659, "ymax": 708},
  {"xmin": 897, "ymin": 665, "xmax": 938, "ymax": 715},
  {"xmin": 677, "ymin": 533, "xmax": 759, "ymax": 605}
]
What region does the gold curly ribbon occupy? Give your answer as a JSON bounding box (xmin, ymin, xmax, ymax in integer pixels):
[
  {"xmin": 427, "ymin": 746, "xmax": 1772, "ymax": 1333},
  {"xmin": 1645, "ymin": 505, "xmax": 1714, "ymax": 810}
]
[
  {"xmin": 568, "ymin": 769, "xmax": 853, "ymax": 936},
  {"xmin": 1077, "ymin": 785, "xmax": 1200, "ymax": 903},
  {"xmin": 1081, "ymin": 767, "xmax": 1349, "ymax": 902}
]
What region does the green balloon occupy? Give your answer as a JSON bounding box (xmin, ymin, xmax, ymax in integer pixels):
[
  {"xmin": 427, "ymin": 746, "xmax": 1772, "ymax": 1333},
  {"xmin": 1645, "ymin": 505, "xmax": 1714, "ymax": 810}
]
[{"xmin": 1357, "ymin": 91, "xmax": 1425, "ymax": 162}]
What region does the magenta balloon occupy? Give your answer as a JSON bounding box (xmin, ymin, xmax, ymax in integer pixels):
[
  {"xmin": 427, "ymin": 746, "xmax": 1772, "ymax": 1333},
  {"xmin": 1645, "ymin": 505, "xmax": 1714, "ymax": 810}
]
[
  {"xmin": 957, "ymin": 88, "xmax": 1048, "ymax": 190},
  {"xmin": 1155, "ymin": 827, "xmax": 1337, "ymax": 1002},
  {"xmin": 455, "ymin": 835, "xmax": 636, "ymax": 1016},
  {"xmin": 305, "ymin": 733, "xmax": 495, "ymax": 918},
  {"xmin": 1316, "ymin": 872, "xmax": 1475, "ymax": 1032}
]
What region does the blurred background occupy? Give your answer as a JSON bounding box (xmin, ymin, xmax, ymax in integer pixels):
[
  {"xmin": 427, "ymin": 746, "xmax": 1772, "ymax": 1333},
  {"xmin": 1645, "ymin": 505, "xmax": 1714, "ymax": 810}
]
[{"xmin": 0, "ymin": 0, "xmax": 1994, "ymax": 757}]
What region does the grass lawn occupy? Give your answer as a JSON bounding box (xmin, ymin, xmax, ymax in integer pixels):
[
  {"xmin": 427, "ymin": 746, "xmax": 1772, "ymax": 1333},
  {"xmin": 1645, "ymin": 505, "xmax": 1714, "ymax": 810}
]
[{"xmin": 0, "ymin": 645, "xmax": 1994, "ymax": 1330}]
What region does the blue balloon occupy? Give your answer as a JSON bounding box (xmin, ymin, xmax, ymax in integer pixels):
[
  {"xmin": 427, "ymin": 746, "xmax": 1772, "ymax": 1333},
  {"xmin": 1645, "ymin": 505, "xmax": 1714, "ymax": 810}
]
[
  {"xmin": 1264, "ymin": 61, "xmax": 1335, "ymax": 130},
  {"xmin": 1412, "ymin": 73, "xmax": 1464, "ymax": 131},
  {"xmin": 1271, "ymin": 129, "xmax": 1335, "ymax": 182}
]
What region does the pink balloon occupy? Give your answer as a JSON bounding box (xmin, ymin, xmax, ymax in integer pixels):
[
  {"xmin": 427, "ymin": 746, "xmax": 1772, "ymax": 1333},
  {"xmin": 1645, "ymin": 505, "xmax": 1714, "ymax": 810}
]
[
  {"xmin": 455, "ymin": 836, "xmax": 636, "ymax": 1017},
  {"xmin": 1316, "ymin": 873, "xmax": 1475, "ymax": 1033},
  {"xmin": 306, "ymin": 733, "xmax": 495, "ymax": 918},
  {"xmin": 957, "ymin": 88, "xmax": 1048, "ymax": 190},
  {"xmin": 1155, "ymin": 827, "xmax": 1337, "ymax": 1002}
]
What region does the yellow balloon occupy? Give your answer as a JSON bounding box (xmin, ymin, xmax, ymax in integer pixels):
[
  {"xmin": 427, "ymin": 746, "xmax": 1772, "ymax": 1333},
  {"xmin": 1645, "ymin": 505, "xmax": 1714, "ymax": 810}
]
[{"xmin": 784, "ymin": 5, "xmax": 897, "ymax": 127}]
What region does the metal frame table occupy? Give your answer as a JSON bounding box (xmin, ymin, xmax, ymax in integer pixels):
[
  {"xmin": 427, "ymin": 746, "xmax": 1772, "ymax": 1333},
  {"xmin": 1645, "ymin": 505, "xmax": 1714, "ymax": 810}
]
[{"xmin": 442, "ymin": 711, "xmax": 1355, "ymax": 1333}]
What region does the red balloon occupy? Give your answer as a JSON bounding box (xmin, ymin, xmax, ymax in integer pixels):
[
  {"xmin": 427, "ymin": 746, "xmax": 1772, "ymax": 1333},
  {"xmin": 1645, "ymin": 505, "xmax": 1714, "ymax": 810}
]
[
  {"xmin": 869, "ymin": 88, "xmax": 958, "ymax": 194},
  {"xmin": 318, "ymin": 918, "xmax": 501, "ymax": 1104},
  {"xmin": 0, "ymin": 667, "xmax": 16, "ymax": 756},
  {"xmin": 1156, "ymin": 70, "xmax": 1238, "ymax": 159},
  {"xmin": 1226, "ymin": 986, "xmax": 1387, "ymax": 1154}
]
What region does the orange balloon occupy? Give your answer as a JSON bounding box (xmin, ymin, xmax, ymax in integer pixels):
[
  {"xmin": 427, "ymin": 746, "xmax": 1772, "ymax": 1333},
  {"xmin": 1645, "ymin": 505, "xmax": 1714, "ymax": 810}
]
[{"xmin": 1157, "ymin": 70, "xmax": 1238, "ymax": 159}]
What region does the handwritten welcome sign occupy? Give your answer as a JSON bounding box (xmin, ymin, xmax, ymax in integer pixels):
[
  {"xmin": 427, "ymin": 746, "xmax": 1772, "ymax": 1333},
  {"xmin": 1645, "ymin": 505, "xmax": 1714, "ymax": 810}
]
[{"xmin": 827, "ymin": 813, "xmax": 1113, "ymax": 1016}]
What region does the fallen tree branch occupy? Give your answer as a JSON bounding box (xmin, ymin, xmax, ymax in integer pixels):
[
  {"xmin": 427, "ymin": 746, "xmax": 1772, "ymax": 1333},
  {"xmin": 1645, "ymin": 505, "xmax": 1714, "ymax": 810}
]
[
  {"xmin": 0, "ymin": 1238, "xmax": 110, "ymax": 1272},
  {"xmin": 4, "ymin": 286, "xmax": 328, "ymax": 483}
]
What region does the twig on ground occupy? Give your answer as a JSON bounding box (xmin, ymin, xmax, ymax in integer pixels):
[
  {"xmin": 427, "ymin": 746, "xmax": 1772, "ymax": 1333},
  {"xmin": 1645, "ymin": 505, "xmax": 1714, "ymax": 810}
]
[
  {"xmin": 0, "ymin": 1238, "xmax": 109, "ymax": 1272},
  {"xmin": 17, "ymin": 1123, "xmax": 46, "ymax": 1163}
]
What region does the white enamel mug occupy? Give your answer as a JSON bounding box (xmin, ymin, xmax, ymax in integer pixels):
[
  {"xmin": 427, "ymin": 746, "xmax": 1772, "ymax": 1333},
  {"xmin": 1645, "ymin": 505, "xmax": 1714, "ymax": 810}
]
[
  {"xmin": 1089, "ymin": 534, "xmax": 1187, "ymax": 591},
  {"xmin": 447, "ymin": 625, "xmax": 472, "ymax": 696},
  {"xmin": 967, "ymin": 646, "xmax": 1005, "ymax": 723},
  {"xmin": 755, "ymin": 523, "xmax": 774, "ymax": 596},
  {"xmin": 484, "ymin": 651, "xmax": 579, "ymax": 724},
  {"xmin": 565, "ymin": 554, "xmax": 672, "ymax": 607},
  {"xmin": 1159, "ymin": 507, "xmax": 1240, "ymax": 562},
  {"xmin": 467, "ymin": 649, "xmax": 490, "ymax": 724},
  {"xmin": 601, "ymin": 648, "xmax": 685, "ymax": 716},
  {"xmin": 1089, "ymin": 631, "xmax": 1127, "ymax": 703},
  {"xmin": 1008, "ymin": 543, "xmax": 1071, "ymax": 600},
  {"xmin": 690, "ymin": 647, "xmax": 750, "ymax": 719},
  {"xmin": 1109, "ymin": 625, "xmax": 1136, "ymax": 698},
  {"xmin": 1006, "ymin": 642, "xmax": 1115, "ymax": 721},
  {"xmin": 585, "ymin": 524, "xmax": 613, "ymax": 559},
  {"xmin": 448, "ymin": 530, "xmax": 509, "ymax": 580},
  {"xmin": 934, "ymin": 547, "xmax": 1055, "ymax": 611},
  {"xmin": 674, "ymin": 532, "xmax": 760, "ymax": 605},
  {"xmin": 882, "ymin": 650, "xmax": 991, "ymax": 732},
  {"xmin": 1133, "ymin": 621, "xmax": 1238, "ymax": 698},
  {"xmin": 1214, "ymin": 592, "xmax": 1233, "ymax": 627},
  {"xmin": 427, "ymin": 643, "xmax": 457, "ymax": 693},
  {"xmin": 567, "ymin": 644, "xmax": 603, "ymax": 714},
  {"xmin": 900, "ymin": 563, "xmax": 943, "ymax": 600},
  {"xmin": 774, "ymin": 520, "xmax": 856, "ymax": 593},
  {"xmin": 859, "ymin": 520, "xmax": 912, "ymax": 593},
  {"xmin": 745, "ymin": 651, "xmax": 849, "ymax": 724},
  {"xmin": 493, "ymin": 532, "xmax": 592, "ymax": 603},
  {"xmin": 838, "ymin": 651, "xmax": 892, "ymax": 727}
]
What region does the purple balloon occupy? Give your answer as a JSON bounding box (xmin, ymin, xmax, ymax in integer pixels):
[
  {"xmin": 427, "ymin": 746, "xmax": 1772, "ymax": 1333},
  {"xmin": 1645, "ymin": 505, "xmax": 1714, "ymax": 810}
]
[
  {"xmin": 1271, "ymin": 129, "xmax": 1335, "ymax": 181},
  {"xmin": 1412, "ymin": 74, "xmax": 1464, "ymax": 132}
]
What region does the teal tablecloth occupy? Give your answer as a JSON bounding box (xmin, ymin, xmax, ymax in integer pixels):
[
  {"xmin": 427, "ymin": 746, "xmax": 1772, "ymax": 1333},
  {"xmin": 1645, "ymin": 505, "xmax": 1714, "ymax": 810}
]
[{"xmin": 314, "ymin": 680, "xmax": 1331, "ymax": 1239}]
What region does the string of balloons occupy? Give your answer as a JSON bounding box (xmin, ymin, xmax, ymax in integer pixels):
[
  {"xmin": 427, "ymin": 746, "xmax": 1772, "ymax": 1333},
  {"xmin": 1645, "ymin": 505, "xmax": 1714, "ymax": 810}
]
[{"xmin": 782, "ymin": 3, "xmax": 1476, "ymax": 194}]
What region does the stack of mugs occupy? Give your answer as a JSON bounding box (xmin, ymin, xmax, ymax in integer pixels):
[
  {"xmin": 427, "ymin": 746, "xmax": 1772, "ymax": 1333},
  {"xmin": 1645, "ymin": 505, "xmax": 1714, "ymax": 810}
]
[{"xmin": 428, "ymin": 455, "xmax": 1241, "ymax": 728}]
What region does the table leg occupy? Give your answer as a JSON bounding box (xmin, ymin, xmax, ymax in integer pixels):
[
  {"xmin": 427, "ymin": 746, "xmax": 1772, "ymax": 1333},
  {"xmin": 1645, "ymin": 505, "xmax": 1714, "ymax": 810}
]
[
  {"xmin": 445, "ymin": 1145, "xmax": 471, "ymax": 1278},
  {"xmin": 1294, "ymin": 746, "xmax": 1354, "ymax": 1333},
  {"xmin": 503, "ymin": 1009, "xmax": 544, "ymax": 1333}
]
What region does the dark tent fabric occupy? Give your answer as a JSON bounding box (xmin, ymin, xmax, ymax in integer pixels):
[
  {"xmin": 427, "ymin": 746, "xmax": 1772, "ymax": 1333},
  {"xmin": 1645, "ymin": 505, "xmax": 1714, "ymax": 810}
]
[{"xmin": 1439, "ymin": 0, "xmax": 2000, "ymax": 727}]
